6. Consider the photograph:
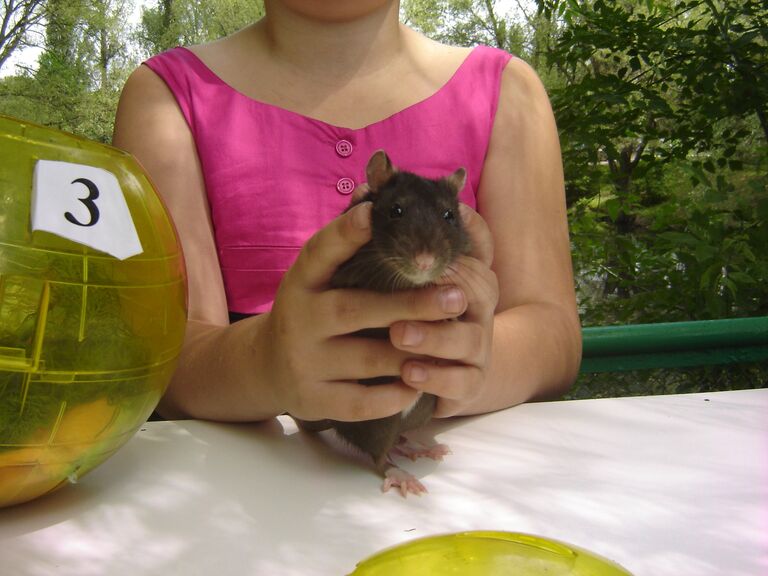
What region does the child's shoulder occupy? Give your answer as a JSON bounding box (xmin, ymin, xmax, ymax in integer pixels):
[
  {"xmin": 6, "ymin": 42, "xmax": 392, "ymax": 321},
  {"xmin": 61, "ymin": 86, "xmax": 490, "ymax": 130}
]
[
  {"xmin": 407, "ymin": 30, "xmax": 473, "ymax": 72},
  {"xmin": 183, "ymin": 23, "xmax": 263, "ymax": 73},
  {"xmin": 407, "ymin": 30, "xmax": 513, "ymax": 84}
]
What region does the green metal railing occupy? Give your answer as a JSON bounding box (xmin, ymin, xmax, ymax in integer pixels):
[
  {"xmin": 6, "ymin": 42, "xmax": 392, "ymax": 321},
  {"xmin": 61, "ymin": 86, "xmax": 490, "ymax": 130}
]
[{"xmin": 580, "ymin": 316, "xmax": 768, "ymax": 372}]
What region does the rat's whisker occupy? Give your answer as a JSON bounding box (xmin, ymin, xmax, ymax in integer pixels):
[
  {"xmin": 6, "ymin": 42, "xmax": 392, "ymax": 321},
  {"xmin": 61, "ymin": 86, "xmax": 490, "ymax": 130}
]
[{"xmin": 371, "ymin": 259, "xmax": 406, "ymax": 292}]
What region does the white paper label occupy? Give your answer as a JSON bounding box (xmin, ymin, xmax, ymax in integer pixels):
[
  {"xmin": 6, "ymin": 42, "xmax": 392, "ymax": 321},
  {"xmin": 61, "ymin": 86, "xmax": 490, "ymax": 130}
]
[{"xmin": 31, "ymin": 159, "xmax": 143, "ymax": 260}]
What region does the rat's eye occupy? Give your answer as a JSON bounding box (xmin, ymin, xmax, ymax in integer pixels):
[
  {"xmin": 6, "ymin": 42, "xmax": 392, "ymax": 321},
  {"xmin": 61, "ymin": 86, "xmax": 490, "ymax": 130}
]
[
  {"xmin": 443, "ymin": 209, "xmax": 455, "ymax": 223},
  {"xmin": 390, "ymin": 204, "xmax": 404, "ymax": 219}
]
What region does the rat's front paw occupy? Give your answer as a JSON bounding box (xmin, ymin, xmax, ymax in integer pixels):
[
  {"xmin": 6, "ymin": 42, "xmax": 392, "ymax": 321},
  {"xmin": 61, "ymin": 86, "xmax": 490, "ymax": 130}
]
[{"xmin": 382, "ymin": 466, "xmax": 428, "ymax": 497}]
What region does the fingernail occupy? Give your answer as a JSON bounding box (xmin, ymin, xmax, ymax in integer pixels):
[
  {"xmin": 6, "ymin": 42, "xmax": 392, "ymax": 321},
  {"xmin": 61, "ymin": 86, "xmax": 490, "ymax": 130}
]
[
  {"xmin": 351, "ymin": 201, "xmax": 372, "ymax": 230},
  {"xmin": 408, "ymin": 363, "xmax": 428, "ymax": 383},
  {"xmin": 400, "ymin": 323, "xmax": 424, "ymax": 347},
  {"xmin": 439, "ymin": 287, "xmax": 465, "ymax": 315}
]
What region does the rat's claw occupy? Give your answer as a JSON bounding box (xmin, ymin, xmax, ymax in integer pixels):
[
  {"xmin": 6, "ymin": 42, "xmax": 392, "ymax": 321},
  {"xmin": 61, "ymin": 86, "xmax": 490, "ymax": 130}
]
[
  {"xmin": 423, "ymin": 443, "xmax": 452, "ymax": 460},
  {"xmin": 382, "ymin": 467, "xmax": 428, "ymax": 497}
]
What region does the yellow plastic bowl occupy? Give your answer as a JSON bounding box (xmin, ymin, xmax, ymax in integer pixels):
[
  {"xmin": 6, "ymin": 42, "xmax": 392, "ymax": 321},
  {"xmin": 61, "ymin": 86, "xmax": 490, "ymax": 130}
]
[
  {"xmin": 0, "ymin": 115, "xmax": 187, "ymax": 507},
  {"xmin": 350, "ymin": 531, "xmax": 633, "ymax": 575}
]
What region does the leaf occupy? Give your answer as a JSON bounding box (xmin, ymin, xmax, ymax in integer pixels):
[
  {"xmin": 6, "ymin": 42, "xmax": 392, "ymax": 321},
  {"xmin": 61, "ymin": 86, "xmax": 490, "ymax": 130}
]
[
  {"xmin": 700, "ymin": 263, "xmax": 722, "ymax": 290},
  {"xmin": 738, "ymin": 244, "xmax": 757, "ymax": 264},
  {"xmin": 682, "ymin": 163, "xmax": 712, "ymax": 188},
  {"xmin": 757, "ymin": 198, "xmax": 768, "ymax": 220},
  {"xmin": 659, "ymin": 231, "xmax": 699, "ymax": 246},
  {"xmin": 728, "ymin": 271, "xmax": 756, "ymax": 285},
  {"xmin": 603, "ymin": 198, "xmax": 621, "ymax": 222},
  {"xmin": 694, "ymin": 242, "xmax": 717, "ymax": 264},
  {"xmin": 703, "ymin": 186, "xmax": 727, "ymax": 204}
]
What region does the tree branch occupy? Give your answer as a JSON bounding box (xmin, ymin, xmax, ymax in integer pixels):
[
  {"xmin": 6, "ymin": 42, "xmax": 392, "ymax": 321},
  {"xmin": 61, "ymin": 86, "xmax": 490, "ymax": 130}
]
[
  {"xmin": 0, "ymin": 0, "xmax": 45, "ymax": 72},
  {"xmin": 630, "ymin": 139, "xmax": 648, "ymax": 171}
]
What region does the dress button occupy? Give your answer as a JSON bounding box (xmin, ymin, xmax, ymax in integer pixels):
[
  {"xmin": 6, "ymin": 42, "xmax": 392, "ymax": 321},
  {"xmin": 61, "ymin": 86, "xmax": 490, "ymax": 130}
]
[
  {"xmin": 336, "ymin": 177, "xmax": 355, "ymax": 194},
  {"xmin": 335, "ymin": 139, "xmax": 353, "ymax": 157}
]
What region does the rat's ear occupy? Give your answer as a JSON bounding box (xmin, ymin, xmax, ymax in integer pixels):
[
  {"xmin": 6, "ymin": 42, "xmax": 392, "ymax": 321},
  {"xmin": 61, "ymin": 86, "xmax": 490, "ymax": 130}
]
[
  {"xmin": 366, "ymin": 150, "xmax": 396, "ymax": 191},
  {"xmin": 444, "ymin": 167, "xmax": 467, "ymax": 195}
]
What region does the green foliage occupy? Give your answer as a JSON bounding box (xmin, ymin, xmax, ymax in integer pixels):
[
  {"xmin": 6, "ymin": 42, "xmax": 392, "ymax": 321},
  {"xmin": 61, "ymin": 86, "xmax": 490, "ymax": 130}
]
[
  {"xmin": 0, "ymin": 0, "xmax": 46, "ymax": 71},
  {"xmin": 568, "ymin": 361, "xmax": 767, "ymax": 400},
  {"xmin": 536, "ymin": 0, "xmax": 768, "ymax": 396},
  {"xmin": 0, "ymin": 0, "xmax": 133, "ymax": 142},
  {"xmin": 572, "ymin": 158, "xmax": 768, "ymax": 326},
  {"xmin": 402, "ymin": 0, "xmax": 529, "ymax": 56},
  {"xmin": 0, "ymin": 75, "xmax": 120, "ymax": 143},
  {"xmin": 0, "ymin": 75, "xmax": 44, "ymax": 123},
  {"xmin": 1, "ymin": 0, "xmax": 265, "ymax": 141},
  {"xmin": 540, "ymin": 0, "xmax": 767, "ymax": 200},
  {"xmin": 137, "ymin": 0, "xmax": 264, "ymax": 56}
]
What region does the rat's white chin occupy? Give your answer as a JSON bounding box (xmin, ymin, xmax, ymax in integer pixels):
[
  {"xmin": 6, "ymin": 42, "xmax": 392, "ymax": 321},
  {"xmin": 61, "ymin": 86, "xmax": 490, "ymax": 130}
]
[{"xmin": 402, "ymin": 268, "xmax": 441, "ymax": 286}]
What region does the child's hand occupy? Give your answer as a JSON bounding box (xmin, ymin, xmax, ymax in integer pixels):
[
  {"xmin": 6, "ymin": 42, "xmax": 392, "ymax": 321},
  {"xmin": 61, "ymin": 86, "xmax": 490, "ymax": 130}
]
[
  {"xmin": 390, "ymin": 204, "xmax": 499, "ymax": 417},
  {"xmin": 260, "ymin": 201, "xmax": 469, "ymax": 423}
]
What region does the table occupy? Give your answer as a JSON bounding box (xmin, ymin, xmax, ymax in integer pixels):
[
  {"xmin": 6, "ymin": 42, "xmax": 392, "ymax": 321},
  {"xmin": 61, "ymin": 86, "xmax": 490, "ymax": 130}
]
[{"xmin": 1, "ymin": 389, "xmax": 766, "ymax": 576}]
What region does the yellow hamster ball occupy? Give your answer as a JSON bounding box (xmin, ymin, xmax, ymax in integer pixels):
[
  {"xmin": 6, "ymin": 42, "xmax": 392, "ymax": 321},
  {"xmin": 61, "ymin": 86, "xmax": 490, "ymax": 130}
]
[{"xmin": 0, "ymin": 115, "xmax": 187, "ymax": 507}]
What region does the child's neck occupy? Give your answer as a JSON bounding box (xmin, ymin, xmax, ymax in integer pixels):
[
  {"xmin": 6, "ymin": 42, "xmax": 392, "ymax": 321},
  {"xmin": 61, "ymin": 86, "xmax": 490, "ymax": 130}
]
[{"xmin": 258, "ymin": 1, "xmax": 405, "ymax": 85}]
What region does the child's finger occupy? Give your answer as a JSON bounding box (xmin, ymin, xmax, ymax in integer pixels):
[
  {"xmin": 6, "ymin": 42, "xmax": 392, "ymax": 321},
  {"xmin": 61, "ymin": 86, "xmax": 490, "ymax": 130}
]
[
  {"xmin": 290, "ymin": 201, "xmax": 372, "ymax": 289},
  {"xmin": 459, "ymin": 204, "xmax": 494, "ymax": 266},
  {"xmin": 351, "ymin": 183, "xmax": 371, "ymax": 202},
  {"xmin": 389, "ymin": 318, "xmax": 484, "ymax": 362},
  {"xmin": 399, "ymin": 360, "xmax": 483, "ymax": 418},
  {"xmin": 316, "ymin": 284, "xmax": 468, "ymax": 336},
  {"xmin": 307, "ymin": 380, "xmax": 420, "ymax": 422}
]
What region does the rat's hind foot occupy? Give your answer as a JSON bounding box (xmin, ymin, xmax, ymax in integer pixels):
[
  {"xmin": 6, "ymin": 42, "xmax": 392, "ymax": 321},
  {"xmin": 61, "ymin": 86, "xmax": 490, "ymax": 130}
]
[
  {"xmin": 392, "ymin": 436, "xmax": 451, "ymax": 461},
  {"xmin": 382, "ymin": 466, "xmax": 428, "ymax": 497}
]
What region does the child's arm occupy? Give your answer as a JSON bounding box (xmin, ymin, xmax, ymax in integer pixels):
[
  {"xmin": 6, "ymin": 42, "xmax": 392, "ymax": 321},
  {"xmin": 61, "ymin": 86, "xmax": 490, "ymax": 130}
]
[
  {"xmin": 391, "ymin": 57, "xmax": 582, "ymax": 416},
  {"xmin": 112, "ymin": 65, "xmax": 462, "ymax": 422}
]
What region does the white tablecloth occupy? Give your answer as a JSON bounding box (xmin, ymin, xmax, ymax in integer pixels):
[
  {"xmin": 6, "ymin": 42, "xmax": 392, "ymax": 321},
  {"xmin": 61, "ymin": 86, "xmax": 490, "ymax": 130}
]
[{"xmin": 1, "ymin": 389, "xmax": 766, "ymax": 576}]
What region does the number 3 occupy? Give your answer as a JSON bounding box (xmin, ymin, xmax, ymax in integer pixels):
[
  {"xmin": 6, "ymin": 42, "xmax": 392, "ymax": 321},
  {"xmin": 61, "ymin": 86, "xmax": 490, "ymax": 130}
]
[{"xmin": 65, "ymin": 177, "xmax": 101, "ymax": 227}]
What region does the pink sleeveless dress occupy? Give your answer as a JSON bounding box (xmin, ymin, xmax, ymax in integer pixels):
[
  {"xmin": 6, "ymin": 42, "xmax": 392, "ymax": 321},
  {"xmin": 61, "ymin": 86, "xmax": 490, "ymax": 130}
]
[{"xmin": 144, "ymin": 46, "xmax": 513, "ymax": 314}]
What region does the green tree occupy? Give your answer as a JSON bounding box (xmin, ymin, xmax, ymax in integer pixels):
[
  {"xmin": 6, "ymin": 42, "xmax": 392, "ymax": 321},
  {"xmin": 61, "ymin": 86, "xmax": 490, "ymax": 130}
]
[
  {"xmin": 539, "ymin": 0, "xmax": 767, "ymax": 205},
  {"xmin": 402, "ymin": 0, "xmax": 528, "ymax": 55},
  {"xmin": 402, "ymin": 0, "xmax": 567, "ymax": 93},
  {"xmin": 30, "ymin": 0, "xmax": 90, "ymax": 131},
  {"xmin": 539, "ymin": 2, "xmax": 768, "ymax": 396},
  {"xmin": 0, "ymin": 0, "xmax": 45, "ymax": 72},
  {"xmin": 82, "ymin": 0, "xmax": 133, "ymax": 91},
  {"xmin": 137, "ymin": 0, "xmax": 264, "ymax": 57},
  {"xmin": 5, "ymin": 0, "xmax": 134, "ymax": 141},
  {"xmin": 2, "ymin": 0, "xmax": 269, "ymax": 140}
]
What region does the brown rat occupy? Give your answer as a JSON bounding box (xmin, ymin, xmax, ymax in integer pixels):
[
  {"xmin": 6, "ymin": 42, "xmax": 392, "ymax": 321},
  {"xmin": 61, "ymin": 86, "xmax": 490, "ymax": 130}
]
[{"xmin": 295, "ymin": 150, "xmax": 470, "ymax": 496}]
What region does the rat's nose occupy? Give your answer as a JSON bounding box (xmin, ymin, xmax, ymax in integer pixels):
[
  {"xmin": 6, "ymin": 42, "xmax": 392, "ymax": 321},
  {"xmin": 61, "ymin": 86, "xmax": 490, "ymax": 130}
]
[{"xmin": 414, "ymin": 252, "xmax": 436, "ymax": 272}]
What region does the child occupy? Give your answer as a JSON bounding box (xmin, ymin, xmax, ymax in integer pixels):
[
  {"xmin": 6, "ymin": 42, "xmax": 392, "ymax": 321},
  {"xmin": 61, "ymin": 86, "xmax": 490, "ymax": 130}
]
[{"xmin": 112, "ymin": 0, "xmax": 581, "ymax": 423}]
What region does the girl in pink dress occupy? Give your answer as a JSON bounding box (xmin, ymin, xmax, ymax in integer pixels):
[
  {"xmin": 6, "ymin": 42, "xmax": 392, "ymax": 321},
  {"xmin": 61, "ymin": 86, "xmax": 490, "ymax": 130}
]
[{"xmin": 113, "ymin": 1, "xmax": 581, "ymax": 429}]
